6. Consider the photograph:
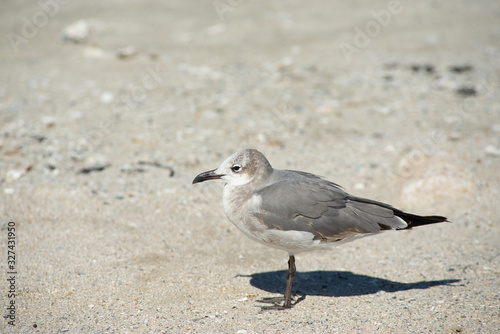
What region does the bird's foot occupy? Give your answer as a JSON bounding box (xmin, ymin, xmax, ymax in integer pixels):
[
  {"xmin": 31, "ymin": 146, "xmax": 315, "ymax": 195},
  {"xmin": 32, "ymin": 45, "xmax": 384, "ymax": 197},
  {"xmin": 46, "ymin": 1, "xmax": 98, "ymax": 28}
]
[{"xmin": 257, "ymin": 295, "xmax": 305, "ymax": 310}]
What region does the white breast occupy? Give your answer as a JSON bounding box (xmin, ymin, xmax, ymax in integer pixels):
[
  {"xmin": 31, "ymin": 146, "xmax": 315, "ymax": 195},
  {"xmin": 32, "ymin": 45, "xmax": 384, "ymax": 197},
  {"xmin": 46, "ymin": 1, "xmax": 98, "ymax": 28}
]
[{"xmin": 222, "ymin": 188, "xmax": 267, "ymax": 240}]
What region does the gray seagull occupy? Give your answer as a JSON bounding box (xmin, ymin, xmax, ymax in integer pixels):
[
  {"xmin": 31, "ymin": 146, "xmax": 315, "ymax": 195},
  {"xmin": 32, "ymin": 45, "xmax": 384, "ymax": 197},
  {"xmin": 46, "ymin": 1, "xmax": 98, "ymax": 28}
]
[{"xmin": 193, "ymin": 149, "xmax": 448, "ymax": 308}]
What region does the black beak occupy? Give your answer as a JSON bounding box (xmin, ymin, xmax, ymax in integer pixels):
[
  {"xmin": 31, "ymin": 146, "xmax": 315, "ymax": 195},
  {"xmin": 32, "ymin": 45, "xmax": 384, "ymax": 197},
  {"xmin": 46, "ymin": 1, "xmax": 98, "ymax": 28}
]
[{"xmin": 192, "ymin": 169, "xmax": 223, "ymax": 184}]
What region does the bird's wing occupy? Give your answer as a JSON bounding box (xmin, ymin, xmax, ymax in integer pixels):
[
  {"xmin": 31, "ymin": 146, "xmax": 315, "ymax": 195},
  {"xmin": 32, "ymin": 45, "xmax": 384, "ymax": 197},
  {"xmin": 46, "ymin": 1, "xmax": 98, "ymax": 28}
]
[{"xmin": 253, "ymin": 179, "xmax": 407, "ymax": 242}]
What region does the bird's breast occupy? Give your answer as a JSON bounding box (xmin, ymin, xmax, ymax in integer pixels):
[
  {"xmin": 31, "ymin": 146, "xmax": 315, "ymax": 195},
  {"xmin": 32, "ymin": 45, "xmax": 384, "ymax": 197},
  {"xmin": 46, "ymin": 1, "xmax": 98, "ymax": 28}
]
[{"xmin": 222, "ymin": 186, "xmax": 267, "ymax": 239}]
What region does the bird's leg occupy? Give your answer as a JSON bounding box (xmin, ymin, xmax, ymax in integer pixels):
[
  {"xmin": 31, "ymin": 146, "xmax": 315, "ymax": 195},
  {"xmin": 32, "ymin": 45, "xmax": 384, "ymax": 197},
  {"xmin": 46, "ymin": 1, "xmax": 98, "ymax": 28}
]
[{"xmin": 284, "ymin": 255, "xmax": 296, "ymax": 308}]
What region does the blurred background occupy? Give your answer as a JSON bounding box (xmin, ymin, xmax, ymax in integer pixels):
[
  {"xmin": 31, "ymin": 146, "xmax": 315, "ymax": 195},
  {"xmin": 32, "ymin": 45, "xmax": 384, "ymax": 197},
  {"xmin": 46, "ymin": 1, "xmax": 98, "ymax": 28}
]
[{"xmin": 1, "ymin": 1, "xmax": 499, "ymax": 332}]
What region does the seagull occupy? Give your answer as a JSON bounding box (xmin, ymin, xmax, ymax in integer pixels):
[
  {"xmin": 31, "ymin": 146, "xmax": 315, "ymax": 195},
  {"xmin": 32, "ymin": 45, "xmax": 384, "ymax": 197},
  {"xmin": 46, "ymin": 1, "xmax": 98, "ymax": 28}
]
[{"xmin": 192, "ymin": 149, "xmax": 448, "ymax": 308}]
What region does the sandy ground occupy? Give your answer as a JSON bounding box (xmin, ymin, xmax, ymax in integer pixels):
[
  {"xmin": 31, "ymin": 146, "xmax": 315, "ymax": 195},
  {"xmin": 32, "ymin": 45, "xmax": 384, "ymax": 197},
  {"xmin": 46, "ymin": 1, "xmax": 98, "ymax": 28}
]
[{"xmin": 1, "ymin": 1, "xmax": 499, "ymax": 333}]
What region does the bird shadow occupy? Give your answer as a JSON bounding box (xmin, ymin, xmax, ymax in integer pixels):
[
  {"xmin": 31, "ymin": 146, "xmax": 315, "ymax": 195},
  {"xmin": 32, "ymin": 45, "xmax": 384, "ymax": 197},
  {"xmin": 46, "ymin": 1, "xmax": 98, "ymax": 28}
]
[{"xmin": 240, "ymin": 270, "xmax": 460, "ymax": 309}]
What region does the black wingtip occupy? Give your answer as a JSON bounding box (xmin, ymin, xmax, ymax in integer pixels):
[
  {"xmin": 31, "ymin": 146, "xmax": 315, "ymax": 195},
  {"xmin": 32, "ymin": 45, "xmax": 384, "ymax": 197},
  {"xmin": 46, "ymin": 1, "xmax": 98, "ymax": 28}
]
[{"xmin": 395, "ymin": 211, "xmax": 449, "ymax": 228}]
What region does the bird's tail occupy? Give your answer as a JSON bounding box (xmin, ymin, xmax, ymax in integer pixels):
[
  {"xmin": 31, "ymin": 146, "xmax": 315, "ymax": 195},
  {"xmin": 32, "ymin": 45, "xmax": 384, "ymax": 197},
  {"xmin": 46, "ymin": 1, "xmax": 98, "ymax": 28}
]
[{"xmin": 394, "ymin": 211, "xmax": 449, "ymax": 229}]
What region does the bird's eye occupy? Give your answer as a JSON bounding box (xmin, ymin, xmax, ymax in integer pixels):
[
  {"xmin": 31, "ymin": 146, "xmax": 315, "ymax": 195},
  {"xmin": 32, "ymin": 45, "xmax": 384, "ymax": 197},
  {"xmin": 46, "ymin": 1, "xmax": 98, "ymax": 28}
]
[{"xmin": 231, "ymin": 165, "xmax": 242, "ymax": 172}]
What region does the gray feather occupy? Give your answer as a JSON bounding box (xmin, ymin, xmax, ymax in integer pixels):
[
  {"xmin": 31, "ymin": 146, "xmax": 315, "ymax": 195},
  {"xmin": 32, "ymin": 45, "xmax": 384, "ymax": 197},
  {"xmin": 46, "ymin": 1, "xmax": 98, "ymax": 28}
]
[{"xmin": 254, "ymin": 171, "xmax": 407, "ymax": 242}]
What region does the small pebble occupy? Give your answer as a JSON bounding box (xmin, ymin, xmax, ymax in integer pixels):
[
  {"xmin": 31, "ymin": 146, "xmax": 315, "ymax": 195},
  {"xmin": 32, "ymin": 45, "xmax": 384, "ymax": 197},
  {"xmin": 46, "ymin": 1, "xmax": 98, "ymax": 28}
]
[
  {"xmin": 85, "ymin": 154, "xmax": 108, "ymax": 167},
  {"xmin": 41, "ymin": 116, "xmax": 56, "ymax": 128},
  {"xmin": 6, "ymin": 170, "xmax": 23, "ymax": 180},
  {"xmin": 485, "ymin": 145, "xmax": 500, "ymax": 157},
  {"xmin": 376, "ymin": 106, "xmax": 391, "ymax": 115},
  {"xmin": 449, "ymin": 64, "xmax": 473, "ymax": 73},
  {"xmin": 78, "ymin": 165, "xmax": 109, "ymax": 174},
  {"xmin": 384, "ymin": 145, "xmax": 395, "ymax": 153},
  {"xmin": 120, "ymin": 164, "xmax": 133, "ymax": 172},
  {"xmin": 409, "ymin": 63, "xmax": 434, "ymax": 74},
  {"xmin": 116, "ymin": 46, "xmax": 137, "ymax": 59},
  {"xmin": 447, "ymin": 132, "xmax": 461, "ymax": 141},
  {"xmin": 354, "ymin": 183, "xmax": 365, "ymax": 190},
  {"xmin": 61, "ymin": 20, "xmax": 90, "ymax": 43},
  {"xmin": 32, "ymin": 134, "xmax": 46, "ymax": 142},
  {"xmin": 455, "ymin": 87, "xmax": 476, "ymax": 97},
  {"xmin": 100, "ymin": 91, "xmax": 114, "ymax": 104}
]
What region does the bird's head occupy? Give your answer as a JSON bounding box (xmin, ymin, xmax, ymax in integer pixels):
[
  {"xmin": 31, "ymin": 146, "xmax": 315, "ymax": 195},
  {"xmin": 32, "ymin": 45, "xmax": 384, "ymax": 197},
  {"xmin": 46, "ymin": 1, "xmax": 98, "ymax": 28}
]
[{"xmin": 192, "ymin": 149, "xmax": 272, "ymax": 187}]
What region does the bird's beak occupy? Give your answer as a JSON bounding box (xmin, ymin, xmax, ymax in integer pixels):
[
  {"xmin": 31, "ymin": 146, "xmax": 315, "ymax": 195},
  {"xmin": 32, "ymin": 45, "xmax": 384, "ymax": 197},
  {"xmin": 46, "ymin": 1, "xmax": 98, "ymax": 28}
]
[{"xmin": 192, "ymin": 169, "xmax": 224, "ymax": 184}]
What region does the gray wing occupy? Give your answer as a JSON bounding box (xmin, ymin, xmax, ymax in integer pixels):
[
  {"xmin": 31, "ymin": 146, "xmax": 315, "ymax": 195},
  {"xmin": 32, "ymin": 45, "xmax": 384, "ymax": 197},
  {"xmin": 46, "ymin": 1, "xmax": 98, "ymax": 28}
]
[{"xmin": 253, "ymin": 178, "xmax": 407, "ymax": 242}]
